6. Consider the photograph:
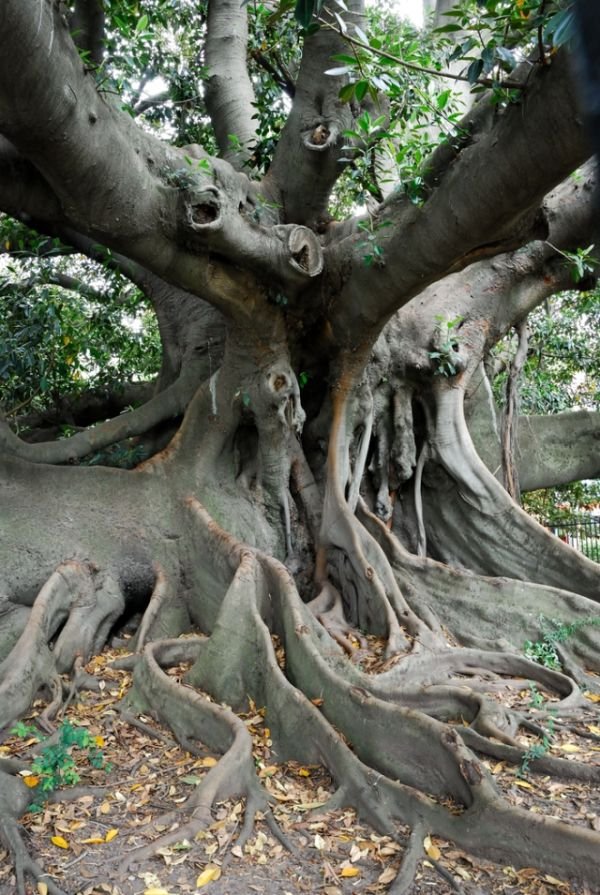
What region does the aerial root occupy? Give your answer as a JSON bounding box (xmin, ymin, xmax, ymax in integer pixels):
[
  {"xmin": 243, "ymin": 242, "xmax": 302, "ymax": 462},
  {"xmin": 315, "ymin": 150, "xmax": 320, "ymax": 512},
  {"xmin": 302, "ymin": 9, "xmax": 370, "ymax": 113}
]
[
  {"xmin": 308, "ymin": 580, "xmax": 368, "ymax": 655},
  {"xmin": 134, "ymin": 561, "xmax": 172, "ymax": 651}
]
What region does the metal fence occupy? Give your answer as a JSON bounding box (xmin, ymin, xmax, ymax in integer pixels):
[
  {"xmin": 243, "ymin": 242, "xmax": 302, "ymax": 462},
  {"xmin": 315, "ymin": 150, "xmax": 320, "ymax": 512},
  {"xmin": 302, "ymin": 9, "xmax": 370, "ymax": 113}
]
[{"xmin": 547, "ymin": 517, "xmax": 600, "ymax": 562}]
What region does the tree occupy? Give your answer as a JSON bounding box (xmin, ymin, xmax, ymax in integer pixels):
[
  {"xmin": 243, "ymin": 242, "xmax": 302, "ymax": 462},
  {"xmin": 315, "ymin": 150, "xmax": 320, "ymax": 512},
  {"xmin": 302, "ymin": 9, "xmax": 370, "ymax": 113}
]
[{"xmin": 1, "ymin": 0, "xmax": 600, "ymax": 891}]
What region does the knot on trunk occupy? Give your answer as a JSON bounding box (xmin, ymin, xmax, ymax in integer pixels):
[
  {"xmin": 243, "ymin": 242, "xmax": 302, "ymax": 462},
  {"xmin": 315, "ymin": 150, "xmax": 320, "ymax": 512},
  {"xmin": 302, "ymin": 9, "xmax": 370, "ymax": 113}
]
[
  {"xmin": 184, "ymin": 185, "xmax": 223, "ymax": 232},
  {"xmin": 264, "ymin": 365, "xmax": 306, "ymax": 435},
  {"xmin": 302, "ymin": 121, "xmax": 339, "ymax": 153},
  {"xmin": 273, "ymin": 225, "xmax": 323, "ymax": 278}
]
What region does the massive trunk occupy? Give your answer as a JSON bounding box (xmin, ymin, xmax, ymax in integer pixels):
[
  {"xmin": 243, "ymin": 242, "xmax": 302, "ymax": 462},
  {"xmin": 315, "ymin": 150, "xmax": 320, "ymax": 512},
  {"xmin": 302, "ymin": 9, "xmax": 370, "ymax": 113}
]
[{"xmin": 0, "ymin": 1, "xmax": 599, "ymax": 893}]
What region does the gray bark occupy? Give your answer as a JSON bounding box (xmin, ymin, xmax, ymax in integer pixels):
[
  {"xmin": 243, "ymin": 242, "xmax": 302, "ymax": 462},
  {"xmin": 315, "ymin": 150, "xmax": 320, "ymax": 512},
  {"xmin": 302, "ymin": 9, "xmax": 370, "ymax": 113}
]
[{"xmin": 205, "ymin": 0, "xmax": 258, "ymax": 168}]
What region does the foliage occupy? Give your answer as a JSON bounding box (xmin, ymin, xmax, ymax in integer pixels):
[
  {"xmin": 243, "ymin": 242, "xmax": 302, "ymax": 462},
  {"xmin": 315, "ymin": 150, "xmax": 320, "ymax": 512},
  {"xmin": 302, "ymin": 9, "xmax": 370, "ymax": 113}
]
[
  {"xmin": 329, "ymin": 8, "xmax": 467, "ymax": 212},
  {"xmin": 523, "ymin": 480, "xmax": 600, "ymax": 524},
  {"xmin": 0, "ymin": 217, "xmax": 161, "ymax": 418},
  {"xmin": 433, "ymin": 0, "xmax": 575, "ymax": 94},
  {"xmin": 555, "ymin": 244, "xmax": 598, "ymax": 284},
  {"xmin": 10, "ymin": 719, "xmax": 110, "ymax": 812},
  {"xmin": 494, "ymin": 287, "xmax": 600, "ymax": 415}
]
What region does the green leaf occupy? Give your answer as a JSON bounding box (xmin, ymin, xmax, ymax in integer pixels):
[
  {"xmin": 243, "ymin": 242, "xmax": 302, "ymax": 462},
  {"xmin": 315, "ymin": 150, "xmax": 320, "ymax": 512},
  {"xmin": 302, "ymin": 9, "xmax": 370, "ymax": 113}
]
[
  {"xmin": 294, "ymin": 0, "xmax": 315, "ymax": 29},
  {"xmin": 353, "ymin": 24, "xmax": 369, "ymax": 45},
  {"xmin": 436, "ymin": 89, "xmax": 451, "ymax": 110},
  {"xmin": 545, "ymin": 8, "xmax": 576, "ymax": 48},
  {"xmin": 433, "ymin": 23, "xmax": 463, "ymax": 33},
  {"xmin": 355, "ymin": 80, "xmax": 369, "ymax": 101},
  {"xmin": 325, "ymin": 65, "xmax": 353, "ymax": 76},
  {"xmin": 330, "ymin": 54, "xmax": 358, "ymax": 65},
  {"xmin": 338, "ymin": 83, "xmax": 356, "ymax": 102},
  {"xmin": 467, "ymin": 58, "xmax": 484, "ymax": 85},
  {"xmin": 135, "ymin": 14, "xmax": 149, "ymax": 33}
]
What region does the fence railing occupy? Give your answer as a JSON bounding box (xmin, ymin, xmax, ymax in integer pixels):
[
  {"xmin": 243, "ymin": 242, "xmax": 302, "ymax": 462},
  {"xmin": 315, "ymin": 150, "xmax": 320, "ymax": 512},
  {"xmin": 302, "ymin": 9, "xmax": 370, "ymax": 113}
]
[{"xmin": 547, "ymin": 517, "xmax": 600, "ymax": 563}]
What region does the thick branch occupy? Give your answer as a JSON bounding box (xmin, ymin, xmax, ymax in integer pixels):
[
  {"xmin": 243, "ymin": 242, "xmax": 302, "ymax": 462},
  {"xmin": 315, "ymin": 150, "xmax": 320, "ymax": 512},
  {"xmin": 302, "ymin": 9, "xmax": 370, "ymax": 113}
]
[
  {"xmin": 11, "ymin": 382, "xmax": 152, "ymax": 433},
  {"xmin": 327, "ymin": 51, "xmax": 591, "ymax": 346},
  {"xmin": 0, "ymin": 6, "xmax": 321, "ymax": 318},
  {"xmin": 0, "ymin": 367, "xmax": 200, "ymax": 464},
  {"xmin": 517, "ymin": 410, "xmax": 600, "ymax": 492},
  {"xmin": 266, "ymin": 2, "xmax": 366, "ymax": 227},
  {"xmin": 69, "ymin": 0, "xmax": 105, "ymax": 67},
  {"xmin": 205, "ymin": 0, "xmax": 257, "ymax": 169}
]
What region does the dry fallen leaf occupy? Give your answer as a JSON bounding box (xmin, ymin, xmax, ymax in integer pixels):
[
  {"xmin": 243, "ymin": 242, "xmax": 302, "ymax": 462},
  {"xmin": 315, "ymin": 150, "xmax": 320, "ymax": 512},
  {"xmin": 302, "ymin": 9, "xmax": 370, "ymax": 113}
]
[
  {"xmin": 196, "ymin": 864, "xmax": 222, "ymax": 887},
  {"xmin": 37, "ymin": 883, "xmax": 48, "ymax": 895},
  {"xmin": 105, "ymin": 828, "xmax": 119, "ymax": 842},
  {"xmin": 51, "ymin": 836, "xmax": 69, "ymax": 850},
  {"xmin": 559, "ymin": 743, "xmax": 580, "ymax": 753},
  {"xmin": 544, "ymin": 874, "xmax": 568, "ymax": 887},
  {"xmin": 340, "ymin": 866, "xmax": 360, "ymax": 878},
  {"xmin": 514, "ymin": 780, "xmax": 534, "ymax": 789},
  {"xmin": 423, "ymin": 835, "xmax": 442, "ymax": 861},
  {"xmin": 23, "ymin": 775, "xmax": 40, "ymax": 788},
  {"xmin": 314, "ymin": 833, "xmax": 326, "ymax": 850},
  {"xmin": 378, "ymin": 866, "xmax": 397, "ymax": 884}
]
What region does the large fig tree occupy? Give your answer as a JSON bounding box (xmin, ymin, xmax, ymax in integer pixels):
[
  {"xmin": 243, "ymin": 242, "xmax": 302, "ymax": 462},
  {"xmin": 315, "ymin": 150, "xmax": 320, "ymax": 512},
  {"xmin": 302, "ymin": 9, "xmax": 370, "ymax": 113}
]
[{"xmin": 0, "ymin": 0, "xmax": 599, "ymax": 891}]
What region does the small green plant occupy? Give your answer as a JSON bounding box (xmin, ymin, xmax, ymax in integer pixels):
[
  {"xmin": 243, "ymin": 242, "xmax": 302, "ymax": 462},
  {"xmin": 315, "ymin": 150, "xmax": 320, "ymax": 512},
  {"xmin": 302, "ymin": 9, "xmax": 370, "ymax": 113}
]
[
  {"xmin": 356, "ymin": 218, "xmax": 392, "ymax": 267},
  {"xmin": 428, "ymin": 314, "xmax": 464, "ymax": 377},
  {"xmin": 10, "ymin": 719, "xmax": 110, "ymax": 812},
  {"xmin": 524, "ymin": 614, "xmax": 600, "ymax": 671},
  {"xmin": 528, "ymin": 681, "xmax": 545, "ymax": 709},
  {"xmin": 518, "ymin": 711, "xmax": 555, "ymax": 778},
  {"xmin": 10, "ymin": 721, "xmax": 39, "ymax": 738},
  {"xmin": 524, "ymin": 636, "xmax": 561, "ymax": 670},
  {"xmin": 161, "ymin": 156, "xmax": 212, "ymax": 191},
  {"xmin": 547, "ymin": 243, "xmax": 598, "ymax": 284}
]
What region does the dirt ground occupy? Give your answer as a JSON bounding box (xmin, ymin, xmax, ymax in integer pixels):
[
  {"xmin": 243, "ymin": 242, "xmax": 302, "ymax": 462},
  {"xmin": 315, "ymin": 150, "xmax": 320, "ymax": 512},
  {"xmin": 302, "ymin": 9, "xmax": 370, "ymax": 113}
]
[{"xmin": 1, "ymin": 645, "xmax": 599, "ymax": 895}]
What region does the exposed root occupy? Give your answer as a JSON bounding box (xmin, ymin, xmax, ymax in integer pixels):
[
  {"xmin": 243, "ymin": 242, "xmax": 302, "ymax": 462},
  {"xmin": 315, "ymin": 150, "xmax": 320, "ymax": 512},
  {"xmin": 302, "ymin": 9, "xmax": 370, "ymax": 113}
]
[
  {"xmin": 180, "ymin": 498, "xmax": 600, "ymax": 884},
  {"xmin": 117, "ymin": 635, "xmax": 289, "ymax": 873},
  {"xmin": 0, "ymin": 561, "xmax": 92, "ymax": 727},
  {"xmin": 359, "ymin": 498, "xmax": 600, "ymax": 675},
  {"xmin": 389, "ymin": 822, "xmax": 425, "ymax": 895},
  {"xmin": 37, "ymin": 673, "xmax": 64, "ymax": 733},
  {"xmin": 58, "ymin": 655, "xmax": 102, "ymax": 723}
]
